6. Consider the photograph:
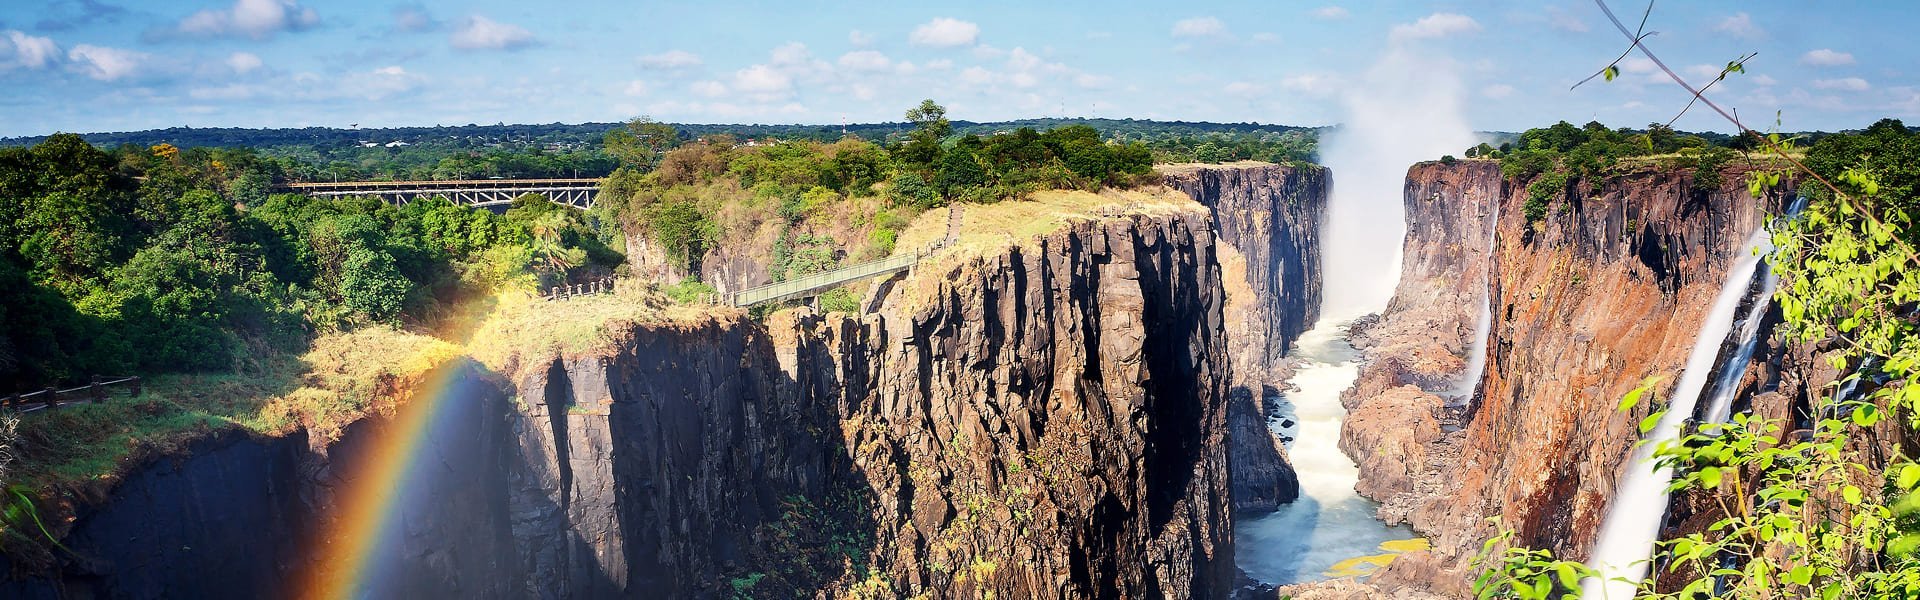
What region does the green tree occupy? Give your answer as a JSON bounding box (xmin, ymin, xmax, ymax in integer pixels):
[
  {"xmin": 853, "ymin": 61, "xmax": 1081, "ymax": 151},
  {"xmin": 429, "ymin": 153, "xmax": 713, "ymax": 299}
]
[{"xmin": 604, "ymin": 116, "xmax": 680, "ymax": 171}]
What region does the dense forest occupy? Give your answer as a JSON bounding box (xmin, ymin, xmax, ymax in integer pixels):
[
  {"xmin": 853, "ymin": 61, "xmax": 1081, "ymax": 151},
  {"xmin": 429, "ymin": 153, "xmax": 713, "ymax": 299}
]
[
  {"xmin": 0, "ymin": 135, "xmax": 619, "ymax": 391},
  {"xmin": 1, "ymin": 116, "xmax": 1319, "ymax": 182}
]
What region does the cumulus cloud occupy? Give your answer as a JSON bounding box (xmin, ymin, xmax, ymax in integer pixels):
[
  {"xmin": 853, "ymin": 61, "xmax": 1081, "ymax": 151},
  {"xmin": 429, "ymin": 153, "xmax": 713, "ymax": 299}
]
[
  {"xmin": 1800, "ymin": 48, "xmax": 1855, "ymax": 66},
  {"xmin": 622, "ymin": 80, "xmax": 648, "ymax": 97},
  {"xmin": 1714, "ymin": 12, "xmax": 1762, "ymax": 39},
  {"xmin": 1482, "ymin": 83, "xmax": 1515, "ymax": 99},
  {"xmin": 450, "ymin": 15, "xmax": 535, "ymax": 50},
  {"xmin": 731, "ymin": 64, "xmax": 790, "ymax": 95},
  {"xmin": 1548, "ymin": 7, "xmax": 1589, "ymax": 33},
  {"xmin": 1390, "ymin": 13, "xmax": 1480, "ymax": 41},
  {"xmin": 226, "ymin": 51, "xmax": 263, "ymax": 74},
  {"xmin": 639, "ymin": 50, "xmax": 702, "ymax": 70},
  {"xmin": 339, "ymin": 65, "xmax": 423, "ymax": 100},
  {"xmin": 910, "ymin": 17, "xmax": 978, "ymax": 47},
  {"xmin": 170, "ymin": 0, "xmax": 318, "ymax": 40},
  {"xmin": 1223, "ymin": 81, "xmax": 1263, "ymax": 96},
  {"xmin": 1172, "ymin": 16, "xmax": 1229, "ymax": 38},
  {"xmin": 849, "ymin": 29, "xmax": 873, "ymax": 46},
  {"xmin": 1751, "ymin": 74, "xmax": 1778, "ymax": 86},
  {"xmin": 689, "ymin": 80, "xmax": 726, "ymax": 97},
  {"xmin": 1, "ymin": 30, "xmax": 60, "ymax": 70},
  {"xmin": 1281, "ymin": 73, "xmax": 1341, "ymax": 96},
  {"xmin": 837, "ymin": 50, "xmax": 891, "ymax": 72},
  {"xmin": 1251, "ymin": 32, "xmax": 1281, "ymax": 44},
  {"xmin": 1312, "ymin": 6, "xmax": 1350, "ymax": 20},
  {"xmin": 1813, "ymin": 77, "xmax": 1869, "ymax": 91},
  {"xmin": 67, "ymin": 44, "xmax": 144, "ymax": 80}
]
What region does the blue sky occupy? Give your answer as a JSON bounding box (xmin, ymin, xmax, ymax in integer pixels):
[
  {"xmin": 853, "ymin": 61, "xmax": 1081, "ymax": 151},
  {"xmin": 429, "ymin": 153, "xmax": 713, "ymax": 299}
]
[{"xmin": 0, "ymin": 0, "xmax": 1914, "ymax": 137}]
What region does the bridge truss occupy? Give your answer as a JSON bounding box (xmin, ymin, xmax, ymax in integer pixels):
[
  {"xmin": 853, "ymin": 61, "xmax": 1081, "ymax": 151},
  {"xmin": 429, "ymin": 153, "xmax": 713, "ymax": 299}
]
[{"xmin": 280, "ymin": 178, "xmax": 603, "ymax": 209}]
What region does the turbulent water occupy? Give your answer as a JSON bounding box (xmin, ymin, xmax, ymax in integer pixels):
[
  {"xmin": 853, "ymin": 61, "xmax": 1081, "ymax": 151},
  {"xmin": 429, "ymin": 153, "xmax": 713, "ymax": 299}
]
[
  {"xmin": 1582, "ymin": 226, "xmax": 1774, "ymax": 597},
  {"xmin": 1449, "ymin": 198, "xmax": 1500, "ymax": 403},
  {"xmin": 1237, "ymin": 320, "xmax": 1416, "ymax": 584}
]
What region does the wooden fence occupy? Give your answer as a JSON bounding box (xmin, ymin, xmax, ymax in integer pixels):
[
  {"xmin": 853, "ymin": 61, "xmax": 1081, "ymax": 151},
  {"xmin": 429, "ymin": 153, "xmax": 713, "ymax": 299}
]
[{"xmin": 5, "ymin": 376, "xmax": 143, "ymax": 414}]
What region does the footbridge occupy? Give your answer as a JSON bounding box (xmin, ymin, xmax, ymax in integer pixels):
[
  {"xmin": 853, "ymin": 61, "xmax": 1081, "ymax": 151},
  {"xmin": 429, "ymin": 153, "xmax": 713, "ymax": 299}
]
[
  {"xmin": 280, "ymin": 178, "xmax": 603, "ymax": 209},
  {"xmin": 726, "ymin": 205, "xmax": 965, "ymax": 308}
]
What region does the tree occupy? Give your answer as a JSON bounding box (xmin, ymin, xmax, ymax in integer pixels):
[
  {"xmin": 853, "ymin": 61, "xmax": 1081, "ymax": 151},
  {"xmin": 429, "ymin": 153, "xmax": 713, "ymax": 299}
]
[
  {"xmin": 604, "ymin": 116, "xmax": 680, "ymax": 171},
  {"xmin": 896, "ymin": 99, "xmax": 951, "ymax": 168}
]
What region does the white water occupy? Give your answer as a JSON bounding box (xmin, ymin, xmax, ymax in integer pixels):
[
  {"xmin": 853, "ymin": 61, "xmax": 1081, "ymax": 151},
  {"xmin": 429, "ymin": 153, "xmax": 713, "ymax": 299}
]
[
  {"xmin": 1582, "ymin": 226, "xmax": 1774, "ymax": 598},
  {"xmin": 1237, "ymin": 321, "xmax": 1415, "ymax": 584},
  {"xmin": 1449, "ymin": 198, "xmax": 1500, "ymax": 402},
  {"xmin": 1700, "ymin": 264, "xmax": 1776, "ymax": 425}
]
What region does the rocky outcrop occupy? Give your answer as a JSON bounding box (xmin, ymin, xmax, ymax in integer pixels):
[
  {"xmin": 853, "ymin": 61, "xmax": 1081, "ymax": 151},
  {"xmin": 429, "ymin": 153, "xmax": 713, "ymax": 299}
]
[
  {"xmin": 1165, "ymin": 163, "xmax": 1327, "ymax": 513},
  {"xmin": 1343, "ymin": 160, "xmax": 1781, "ymax": 594},
  {"xmin": 3, "ymin": 200, "xmax": 1242, "ymax": 600}
]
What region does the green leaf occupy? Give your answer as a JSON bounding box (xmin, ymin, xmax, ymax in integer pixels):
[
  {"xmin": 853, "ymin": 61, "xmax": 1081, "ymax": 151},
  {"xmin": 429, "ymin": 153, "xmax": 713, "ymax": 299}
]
[
  {"xmin": 1639, "ymin": 410, "xmax": 1663, "ymax": 435},
  {"xmin": 1899, "ymin": 464, "xmax": 1920, "ymax": 490},
  {"xmin": 1699, "ymin": 467, "xmax": 1723, "ymax": 489},
  {"xmin": 1788, "ymin": 565, "xmax": 1814, "ymax": 585},
  {"xmin": 1603, "ymin": 65, "xmax": 1620, "ymax": 82},
  {"xmin": 1843, "ymin": 485, "xmax": 1863, "ymax": 506}
]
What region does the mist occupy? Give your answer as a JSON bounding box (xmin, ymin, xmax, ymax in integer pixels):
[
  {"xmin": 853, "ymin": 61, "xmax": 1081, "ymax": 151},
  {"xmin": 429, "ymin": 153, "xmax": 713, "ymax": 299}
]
[{"xmin": 1318, "ymin": 45, "xmax": 1477, "ymax": 321}]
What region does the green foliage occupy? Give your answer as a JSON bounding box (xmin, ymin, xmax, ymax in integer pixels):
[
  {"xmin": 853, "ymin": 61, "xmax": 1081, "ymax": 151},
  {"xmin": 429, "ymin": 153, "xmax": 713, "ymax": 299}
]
[
  {"xmin": 602, "ymin": 116, "xmax": 680, "ymax": 171},
  {"xmin": 1524, "ymin": 171, "xmax": 1567, "ymax": 226},
  {"xmin": 1470, "ymin": 522, "xmax": 1597, "ymax": 599},
  {"xmin": 1478, "ymin": 120, "xmax": 1920, "ymax": 599},
  {"xmin": 817, "ymin": 287, "xmax": 859, "ymax": 314},
  {"xmin": 646, "ymin": 199, "xmax": 714, "ymax": 273},
  {"xmin": 662, "ymin": 278, "xmax": 717, "ymax": 304}
]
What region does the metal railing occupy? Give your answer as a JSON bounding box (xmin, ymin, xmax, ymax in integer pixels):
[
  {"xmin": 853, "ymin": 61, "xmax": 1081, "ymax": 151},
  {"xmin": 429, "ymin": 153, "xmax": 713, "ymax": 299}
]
[
  {"xmin": 5, "ymin": 376, "xmax": 143, "ymax": 414},
  {"xmin": 727, "ymin": 248, "xmax": 929, "ymax": 308}
]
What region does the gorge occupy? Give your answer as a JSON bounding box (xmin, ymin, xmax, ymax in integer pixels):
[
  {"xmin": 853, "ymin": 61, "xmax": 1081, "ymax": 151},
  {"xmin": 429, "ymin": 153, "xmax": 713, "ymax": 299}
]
[{"xmin": 0, "ymin": 141, "xmax": 1878, "ymax": 600}]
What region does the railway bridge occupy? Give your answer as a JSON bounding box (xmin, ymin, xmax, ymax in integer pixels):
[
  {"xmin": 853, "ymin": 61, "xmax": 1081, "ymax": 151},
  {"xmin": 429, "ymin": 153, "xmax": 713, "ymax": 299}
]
[{"xmin": 279, "ymin": 178, "xmax": 603, "ymax": 209}]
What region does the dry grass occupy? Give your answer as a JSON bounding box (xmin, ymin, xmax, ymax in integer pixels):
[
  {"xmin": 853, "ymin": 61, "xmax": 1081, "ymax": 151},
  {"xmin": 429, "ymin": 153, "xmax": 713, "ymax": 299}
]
[
  {"xmin": 1154, "ymin": 160, "xmax": 1278, "ymax": 176},
  {"xmin": 463, "ymin": 284, "xmax": 727, "ymax": 382},
  {"xmin": 888, "ymin": 186, "xmax": 1204, "ymax": 311}
]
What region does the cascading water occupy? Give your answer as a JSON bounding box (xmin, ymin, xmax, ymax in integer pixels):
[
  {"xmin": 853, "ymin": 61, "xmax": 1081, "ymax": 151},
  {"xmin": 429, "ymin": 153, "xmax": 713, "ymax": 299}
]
[
  {"xmin": 1235, "ymin": 29, "xmax": 1474, "ymax": 585},
  {"xmin": 1237, "ymin": 322, "xmax": 1417, "ymax": 584},
  {"xmin": 1448, "ymin": 197, "xmax": 1500, "ymax": 403},
  {"xmin": 1582, "ymin": 226, "xmax": 1776, "ymax": 598},
  {"xmin": 1699, "ymin": 263, "xmax": 1776, "ymax": 425}
]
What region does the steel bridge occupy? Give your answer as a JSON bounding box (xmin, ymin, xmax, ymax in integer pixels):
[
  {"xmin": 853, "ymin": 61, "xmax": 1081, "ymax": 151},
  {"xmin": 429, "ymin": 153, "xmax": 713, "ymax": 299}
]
[{"xmin": 279, "ymin": 178, "xmax": 603, "ymax": 209}]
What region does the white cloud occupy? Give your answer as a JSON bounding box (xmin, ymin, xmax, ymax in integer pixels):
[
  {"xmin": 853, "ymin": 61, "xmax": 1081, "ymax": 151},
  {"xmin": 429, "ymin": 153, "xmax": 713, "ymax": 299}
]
[
  {"xmin": 1813, "ymin": 77, "xmax": 1870, "ymax": 91},
  {"xmin": 1074, "ymin": 73, "xmax": 1111, "ymax": 89},
  {"xmin": 849, "ymin": 29, "xmax": 873, "ymax": 46},
  {"xmin": 639, "ymin": 50, "xmax": 702, "ymax": 70},
  {"xmin": 1714, "ymin": 12, "xmax": 1762, "ymax": 39},
  {"xmin": 622, "ymin": 80, "xmax": 648, "ymax": 97},
  {"xmin": 1751, "ymin": 74, "xmax": 1778, "ymax": 87},
  {"xmin": 689, "ymin": 80, "xmax": 727, "ymax": 97},
  {"xmin": 339, "ymin": 65, "xmax": 422, "ymax": 100},
  {"xmin": 1, "ymin": 30, "xmax": 59, "ymax": 70},
  {"xmin": 925, "ymin": 59, "xmax": 953, "ymax": 71},
  {"xmin": 1251, "ymin": 32, "xmax": 1281, "ymax": 44},
  {"xmin": 450, "ymin": 15, "xmax": 535, "ymax": 50},
  {"xmin": 1223, "ymin": 81, "xmax": 1262, "ymax": 96},
  {"xmin": 769, "ymin": 42, "xmax": 811, "ymax": 67},
  {"xmin": 226, "ymin": 51, "xmax": 262, "ymax": 74},
  {"xmin": 837, "ymin": 50, "xmax": 891, "ymax": 72},
  {"xmin": 959, "ymin": 66, "xmax": 994, "ymax": 86},
  {"xmin": 173, "ymin": 0, "xmax": 318, "ymax": 40},
  {"xmin": 731, "ymin": 64, "xmax": 791, "ymax": 95},
  {"xmin": 1482, "ymin": 83, "xmax": 1515, "ymax": 99},
  {"xmin": 1172, "ymin": 16, "xmax": 1229, "ymax": 38},
  {"xmin": 67, "ymin": 44, "xmax": 145, "ymax": 81},
  {"xmin": 1800, "ymin": 48, "xmax": 1855, "ymax": 67},
  {"xmin": 1390, "ymin": 13, "xmax": 1480, "ymax": 41},
  {"xmin": 910, "ymin": 17, "xmax": 978, "ymax": 47},
  {"xmin": 1282, "ymin": 73, "xmax": 1340, "ymax": 96},
  {"xmin": 1312, "ymin": 6, "xmax": 1350, "ymax": 20}
]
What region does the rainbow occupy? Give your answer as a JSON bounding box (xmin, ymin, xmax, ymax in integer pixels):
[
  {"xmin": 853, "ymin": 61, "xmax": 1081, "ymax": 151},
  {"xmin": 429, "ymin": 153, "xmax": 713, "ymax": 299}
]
[{"xmin": 296, "ymin": 361, "xmax": 476, "ymax": 600}]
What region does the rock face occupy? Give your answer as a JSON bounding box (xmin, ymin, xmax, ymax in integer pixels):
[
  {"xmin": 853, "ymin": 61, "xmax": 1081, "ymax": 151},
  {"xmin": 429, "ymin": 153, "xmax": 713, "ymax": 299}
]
[
  {"xmin": 2, "ymin": 202, "xmax": 1242, "ymax": 600},
  {"xmin": 1343, "ymin": 160, "xmax": 1779, "ymax": 594},
  {"xmin": 1165, "ymin": 163, "xmax": 1327, "ymax": 513}
]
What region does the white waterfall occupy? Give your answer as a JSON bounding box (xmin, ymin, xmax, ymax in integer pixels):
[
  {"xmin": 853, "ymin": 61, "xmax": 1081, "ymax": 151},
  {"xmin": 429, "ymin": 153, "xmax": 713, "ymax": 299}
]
[
  {"xmin": 1699, "ymin": 264, "xmax": 1777, "ymax": 425},
  {"xmin": 1581, "ymin": 226, "xmax": 1774, "ymax": 598},
  {"xmin": 1449, "ymin": 197, "xmax": 1500, "ymax": 403}
]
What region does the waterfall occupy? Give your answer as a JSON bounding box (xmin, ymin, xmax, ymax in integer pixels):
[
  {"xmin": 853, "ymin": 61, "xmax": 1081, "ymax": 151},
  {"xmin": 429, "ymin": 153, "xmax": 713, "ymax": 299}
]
[
  {"xmin": 1449, "ymin": 195, "xmax": 1499, "ymax": 403},
  {"xmin": 1698, "ymin": 264, "xmax": 1776, "ymax": 425},
  {"xmin": 1581, "ymin": 225, "xmax": 1775, "ymax": 598}
]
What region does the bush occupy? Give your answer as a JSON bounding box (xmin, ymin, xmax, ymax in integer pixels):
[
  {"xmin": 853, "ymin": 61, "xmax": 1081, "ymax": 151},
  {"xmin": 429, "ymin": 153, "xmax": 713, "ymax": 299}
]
[
  {"xmin": 662, "ymin": 279, "xmax": 717, "ymax": 304},
  {"xmin": 817, "ymin": 287, "xmax": 859, "ymax": 314},
  {"xmin": 1524, "ymin": 171, "xmax": 1568, "ymax": 226}
]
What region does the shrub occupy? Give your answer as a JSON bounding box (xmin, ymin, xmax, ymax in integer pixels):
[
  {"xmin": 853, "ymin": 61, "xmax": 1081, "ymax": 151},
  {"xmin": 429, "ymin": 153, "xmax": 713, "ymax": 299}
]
[
  {"xmin": 1524, "ymin": 171, "xmax": 1568, "ymax": 226},
  {"xmin": 662, "ymin": 279, "xmax": 717, "ymax": 304},
  {"xmin": 817, "ymin": 287, "xmax": 859, "ymax": 314}
]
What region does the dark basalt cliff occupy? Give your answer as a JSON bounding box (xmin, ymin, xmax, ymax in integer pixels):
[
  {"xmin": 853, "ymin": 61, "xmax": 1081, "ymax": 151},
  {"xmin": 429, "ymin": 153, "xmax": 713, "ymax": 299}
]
[
  {"xmin": 1343, "ymin": 160, "xmax": 1782, "ymax": 594},
  {"xmin": 1, "ymin": 199, "xmax": 1247, "ymax": 600},
  {"xmin": 1165, "ymin": 163, "xmax": 1326, "ymax": 514}
]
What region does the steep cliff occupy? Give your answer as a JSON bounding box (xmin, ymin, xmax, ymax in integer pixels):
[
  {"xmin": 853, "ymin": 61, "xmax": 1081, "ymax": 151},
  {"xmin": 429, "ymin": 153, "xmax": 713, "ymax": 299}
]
[
  {"xmin": 1343, "ymin": 160, "xmax": 1779, "ymax": 594},
  {"xmin": 1164, "ymin": 162, "xmax": 1327, "ymax": 513},
  {"xmin": 2, "ymin": 190, "xmax": 1243, "ymax": 600}
]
